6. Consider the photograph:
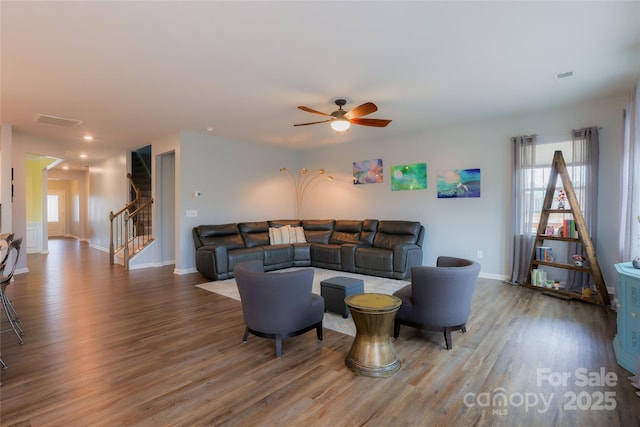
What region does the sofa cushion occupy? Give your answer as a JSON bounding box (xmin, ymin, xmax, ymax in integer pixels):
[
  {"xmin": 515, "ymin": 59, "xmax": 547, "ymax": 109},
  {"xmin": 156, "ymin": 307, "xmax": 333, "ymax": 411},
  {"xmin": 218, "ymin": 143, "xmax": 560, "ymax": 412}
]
[
  {"xmin": 228, "ymin": 247, "xmax": 263, "ymax": 271},
  {"xmin": 373, "ymin": 221, "xmax": 421, "ymax": 249},
  {"xmin": 239, "ymin": 221, "xmax": 270, "ymax": 248},
  {"xmin": 311, "ymin": 243, "xmax": 341, "ymax": 264},
  {"xmin": 195, "ymin": 224, "xmax": 245, "ymax": 249},
  {"xmin": 355, "ymin": 247, "xmax": 393, "ymax": 271},
  {"xmin": 269, "ymin": 219, "xmax": 301, "ymax": 228},
  {"xmin": 329, "ymin": 220, "xmax": 362, "ymax": 244},
  {"xmin": 360, "ymin": 219, "xmax": 379, "ymax": 245},
  {"xmin": 302, "ymin": 220, "xmax": 335, "ymax": 244},
  {"xmin": 263, "ymin": 244, "xmax": 295, "ymax": 266}
]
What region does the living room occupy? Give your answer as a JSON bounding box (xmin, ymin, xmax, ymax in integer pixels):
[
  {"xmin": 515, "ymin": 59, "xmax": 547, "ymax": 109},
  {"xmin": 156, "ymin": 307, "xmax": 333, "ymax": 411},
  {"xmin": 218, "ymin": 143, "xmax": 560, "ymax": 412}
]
[
  {"xmin": 4, "ymin": 2, "xmax": 637, "ymax": 291},
  {"xmin": 2, "ymin": 1, "xmax": 640, "ymax": 424}
]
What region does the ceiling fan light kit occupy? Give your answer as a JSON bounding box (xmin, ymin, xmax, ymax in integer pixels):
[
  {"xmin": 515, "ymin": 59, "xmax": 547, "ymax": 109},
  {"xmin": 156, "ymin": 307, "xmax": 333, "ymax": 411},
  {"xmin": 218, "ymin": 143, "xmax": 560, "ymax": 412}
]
[
  {"xmin": 331, "ymin": 119, "xmax": 350, "ymax": 132},
  {"xmin": 294, "ymin": 98, "xmax": 391, "ymax": 132}
]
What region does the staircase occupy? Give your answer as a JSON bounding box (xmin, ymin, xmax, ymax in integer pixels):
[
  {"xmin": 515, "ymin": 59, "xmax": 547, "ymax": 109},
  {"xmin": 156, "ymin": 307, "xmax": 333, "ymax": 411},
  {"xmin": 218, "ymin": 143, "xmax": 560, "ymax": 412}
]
[
  {"xmin": 109, "ymin": 145, "xmax": 154, "ymax": 269},
  {"xmin": 130, "ymin": 145, "xmax": 152, "ymax": 237}
]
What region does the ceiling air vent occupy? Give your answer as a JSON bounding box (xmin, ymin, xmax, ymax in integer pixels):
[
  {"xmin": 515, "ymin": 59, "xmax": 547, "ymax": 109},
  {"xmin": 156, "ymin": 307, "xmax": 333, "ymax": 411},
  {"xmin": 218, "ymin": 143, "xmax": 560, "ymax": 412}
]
[
  {"xmin": 555, "ymin": 71, "xmax": 574, "ymax": 80},
  {"xmin": 34, "ymin": 114, "xmax": 82, "ymax": 128}
]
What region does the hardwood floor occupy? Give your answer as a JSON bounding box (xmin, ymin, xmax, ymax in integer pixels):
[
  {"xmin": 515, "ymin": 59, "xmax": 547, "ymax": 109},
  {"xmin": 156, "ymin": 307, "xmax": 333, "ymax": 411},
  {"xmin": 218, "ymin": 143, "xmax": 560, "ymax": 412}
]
[{"xmin": 1, "ymin": 238, "xmax": 638, "ymax": 426}]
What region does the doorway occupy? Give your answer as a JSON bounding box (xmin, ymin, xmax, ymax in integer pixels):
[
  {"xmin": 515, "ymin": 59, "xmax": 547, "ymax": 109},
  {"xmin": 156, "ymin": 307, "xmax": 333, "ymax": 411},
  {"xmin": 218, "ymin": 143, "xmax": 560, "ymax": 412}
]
[
  {"xmin": 157, "ymin": 151, "xmax": 176, "ymax": 265},
  {"xmin": 47, "ymin": 190, "xmax": 65, "ymax": 237}
]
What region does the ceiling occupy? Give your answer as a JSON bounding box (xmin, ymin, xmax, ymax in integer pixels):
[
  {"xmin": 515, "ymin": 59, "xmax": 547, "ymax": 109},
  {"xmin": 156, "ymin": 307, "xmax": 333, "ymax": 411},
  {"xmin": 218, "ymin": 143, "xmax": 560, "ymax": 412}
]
[{"xmin": 2, "ymin": 1, "xmax": 639, "ymax": 171}]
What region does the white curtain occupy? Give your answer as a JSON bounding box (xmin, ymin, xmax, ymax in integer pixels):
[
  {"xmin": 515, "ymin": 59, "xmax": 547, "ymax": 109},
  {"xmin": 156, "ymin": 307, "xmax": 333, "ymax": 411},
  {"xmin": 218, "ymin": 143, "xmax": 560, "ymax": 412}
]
[
  {"xmin": 620, "ymin": 81, "xmax": 640, "ymax": 262},
  {"xmin": 508, "ymin": 135, "xmax": 537, "ymax": 285}
]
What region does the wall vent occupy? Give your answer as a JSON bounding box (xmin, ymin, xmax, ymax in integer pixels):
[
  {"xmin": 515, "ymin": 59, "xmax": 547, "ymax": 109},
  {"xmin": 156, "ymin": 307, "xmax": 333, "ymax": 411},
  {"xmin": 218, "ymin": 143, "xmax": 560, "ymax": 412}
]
[
  {"xmin": 555, "ymin": 71, "xmax": 574, "ymax": 80},
  {"xmin": 34, "ymin": 114, "xmax": 82, "ymax": 128}
]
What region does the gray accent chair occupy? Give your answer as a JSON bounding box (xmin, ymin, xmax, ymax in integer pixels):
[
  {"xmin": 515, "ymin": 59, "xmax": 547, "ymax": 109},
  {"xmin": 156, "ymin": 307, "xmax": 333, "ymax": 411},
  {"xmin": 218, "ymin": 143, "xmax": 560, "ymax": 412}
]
[
  {"xmin": 233, "ymin": 260, "xmax": 324, "ymax": 357},
  {"xmin": 393, "ymin": 256, "xmax": 481, "ymax": 349}
]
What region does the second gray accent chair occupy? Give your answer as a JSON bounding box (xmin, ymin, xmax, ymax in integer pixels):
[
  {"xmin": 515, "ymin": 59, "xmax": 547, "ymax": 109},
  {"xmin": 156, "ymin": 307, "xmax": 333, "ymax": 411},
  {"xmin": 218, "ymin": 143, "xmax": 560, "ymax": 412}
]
[
  {"xmin": 233, "ymin": 260, "xmax": 324, "ymax": 358},
  {"xmin": 393, "ymin": 256, "xmax": 481, "ymax": 350}
]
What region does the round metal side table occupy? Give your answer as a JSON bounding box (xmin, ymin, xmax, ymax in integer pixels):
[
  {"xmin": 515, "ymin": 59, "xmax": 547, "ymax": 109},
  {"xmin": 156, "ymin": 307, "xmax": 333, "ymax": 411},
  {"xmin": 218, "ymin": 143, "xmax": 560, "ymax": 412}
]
[{"xmin": 344, "ymin": 293, "xmax": 402, "ymax": 377}]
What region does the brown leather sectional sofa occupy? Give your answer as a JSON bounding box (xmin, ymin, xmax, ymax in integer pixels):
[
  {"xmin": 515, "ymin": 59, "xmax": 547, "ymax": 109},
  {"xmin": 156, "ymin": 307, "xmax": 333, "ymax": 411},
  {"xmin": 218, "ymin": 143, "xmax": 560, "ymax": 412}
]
[{"xmin": 192, "ymin": 219, "xmax": 424, "ymax": 281}]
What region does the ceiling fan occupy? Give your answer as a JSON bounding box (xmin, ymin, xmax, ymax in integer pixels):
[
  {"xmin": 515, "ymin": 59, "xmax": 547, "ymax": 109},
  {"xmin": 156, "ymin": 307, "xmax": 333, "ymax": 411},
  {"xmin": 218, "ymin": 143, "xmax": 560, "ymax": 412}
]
[{"xmin": 294, "ymin": 99, "xmax": 392, "ymax": 132}]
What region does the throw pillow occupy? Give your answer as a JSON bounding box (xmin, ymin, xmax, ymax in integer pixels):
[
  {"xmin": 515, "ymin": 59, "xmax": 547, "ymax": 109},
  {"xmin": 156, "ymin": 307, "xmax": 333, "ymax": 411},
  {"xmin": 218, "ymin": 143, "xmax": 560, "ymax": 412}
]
[
  {"xmin": 279, "ymin": 225, "xmax": 292, "ymax": 244},
  {"xmin": 269, "ymin": 226, "xmax": 281, "ymax": 245},
  {"xmin": 269, "ymin": 225, "xmax": 306, "ymax": 244},
  {"xmin": 292, "ymin": 226, "xmax": 307, "ymax": 243},
  {"xmin": 269, "ymin": 225, "xmax": 291, "ymax": 245}
]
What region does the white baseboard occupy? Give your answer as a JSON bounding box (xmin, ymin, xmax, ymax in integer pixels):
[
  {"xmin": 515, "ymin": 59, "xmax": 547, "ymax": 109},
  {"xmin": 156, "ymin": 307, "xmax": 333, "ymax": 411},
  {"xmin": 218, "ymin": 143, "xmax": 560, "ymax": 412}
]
[
  {"xmin": 174, "ymin": 267, "xmax": 197, "ymax": 275},
  {"xmin": 128, "ymin": 262, "xmax": 156, "ymax": 271},
  {"xmin": 89, "ymin": 243, "xmax": 109, "ymax": 253},
  {"xmin": 480, "ymin": 272, "xmax": 508, "ymax": 281}
]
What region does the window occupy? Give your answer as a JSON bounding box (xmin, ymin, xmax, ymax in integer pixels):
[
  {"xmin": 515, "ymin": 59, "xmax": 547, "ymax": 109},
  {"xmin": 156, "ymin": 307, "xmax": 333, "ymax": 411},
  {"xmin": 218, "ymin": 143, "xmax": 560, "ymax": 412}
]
[
  {"xmin": 523, "ymin": 139, "xmax": 586, "ymax": 234},
  {"xmin": 510, "ymin": 128, "xmax": 598, "ymax": 287},
  {"xmin": 47, "ymin": 194, "xmax": 59, "ymax": 222}
]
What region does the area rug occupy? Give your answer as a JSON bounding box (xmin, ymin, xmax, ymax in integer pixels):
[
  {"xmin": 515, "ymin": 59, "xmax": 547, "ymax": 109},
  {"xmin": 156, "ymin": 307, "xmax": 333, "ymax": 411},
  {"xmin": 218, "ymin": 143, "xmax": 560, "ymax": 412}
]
[{"xmin": 196, "ymin": 267, "xmax": 410, "ymax": 336}]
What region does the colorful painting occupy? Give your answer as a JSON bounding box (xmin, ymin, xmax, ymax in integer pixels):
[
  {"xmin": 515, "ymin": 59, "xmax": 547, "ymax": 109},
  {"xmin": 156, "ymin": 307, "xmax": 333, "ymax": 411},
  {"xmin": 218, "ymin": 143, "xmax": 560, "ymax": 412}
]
[
  {"xmin": 390, "ymin": 163, "xmax": 427, "ymax": 191},
  {"xmin": 437, "ymin": 168, "xmax": 481, "ymax": 198},
  {"xmin": 353, "ymin": 159, "xmax": 383, "ymax": 184}
]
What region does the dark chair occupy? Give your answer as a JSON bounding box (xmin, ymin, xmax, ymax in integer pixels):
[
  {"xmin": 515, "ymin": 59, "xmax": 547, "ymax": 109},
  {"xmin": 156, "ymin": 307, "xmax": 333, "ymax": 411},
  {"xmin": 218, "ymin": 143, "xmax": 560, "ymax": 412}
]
[
  {"xmin": 393, "ymin": 256, "xmax": 480, "ymax": 349},
  {"xmin": 233, "ymin": 260, "xmax": 324, "ymax": 357},
  {"xmin": 1, "ymin": 238, "xmax": 24, "ymax": 345}
]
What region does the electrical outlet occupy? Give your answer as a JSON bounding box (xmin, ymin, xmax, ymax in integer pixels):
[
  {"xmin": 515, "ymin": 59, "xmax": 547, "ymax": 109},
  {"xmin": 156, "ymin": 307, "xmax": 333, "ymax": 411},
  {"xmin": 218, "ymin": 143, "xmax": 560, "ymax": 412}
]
[{"xmin": 477, "ymin": 250, "xmax": 483, "ymax": 259}]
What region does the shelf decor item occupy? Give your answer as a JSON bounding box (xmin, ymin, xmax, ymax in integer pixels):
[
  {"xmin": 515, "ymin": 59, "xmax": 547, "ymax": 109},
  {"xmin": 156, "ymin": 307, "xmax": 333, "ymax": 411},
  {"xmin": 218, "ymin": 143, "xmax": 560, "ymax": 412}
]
[
  {"xmin": 572, "ymin": 254, "xmax": 586, "ymax": 267},
  {"xmin": 556, "ymin": 188, "xmax": 567, "ymax": 209}
]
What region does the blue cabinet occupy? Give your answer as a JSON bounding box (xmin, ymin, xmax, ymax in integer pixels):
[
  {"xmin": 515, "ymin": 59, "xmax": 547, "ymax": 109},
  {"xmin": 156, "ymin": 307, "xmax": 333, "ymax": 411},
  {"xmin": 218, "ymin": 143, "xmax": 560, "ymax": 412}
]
[{"xmin": 614, "ymin": 263, "xmax": 640, "ymax": 375}]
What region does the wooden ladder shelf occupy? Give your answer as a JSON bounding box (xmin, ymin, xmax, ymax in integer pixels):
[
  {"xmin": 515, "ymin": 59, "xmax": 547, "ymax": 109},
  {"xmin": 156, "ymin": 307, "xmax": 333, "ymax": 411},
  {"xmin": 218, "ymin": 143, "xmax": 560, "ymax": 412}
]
[{"xmin": 525, "ymin": 151, "xmax": 610, "ymax": 306}]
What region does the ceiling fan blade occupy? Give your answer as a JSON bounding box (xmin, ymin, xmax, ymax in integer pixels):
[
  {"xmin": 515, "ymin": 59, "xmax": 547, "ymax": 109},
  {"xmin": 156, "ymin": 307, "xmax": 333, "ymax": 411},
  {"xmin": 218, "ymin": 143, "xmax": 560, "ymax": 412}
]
[
  {"xmin": 293, "ymin": 119, "xmax": 332, "ymax": 127},
  {"xmin": 345, "ymin": 102, "xmax": 378, "ymax": 119},
  {"xmin": 298, "ymin": 106, "xmax": 332, "ymax": 117},
  {"xmin": 349, "ymin": 117, "xmax": 392, "ymax": 127}
]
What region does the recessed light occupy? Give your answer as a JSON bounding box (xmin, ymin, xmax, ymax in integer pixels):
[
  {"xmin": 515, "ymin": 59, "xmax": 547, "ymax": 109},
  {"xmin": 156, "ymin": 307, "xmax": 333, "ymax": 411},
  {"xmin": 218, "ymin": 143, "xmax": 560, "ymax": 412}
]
[
  {"xmin": 80, "ymin": 153, "xmax": 87, "ymax": 159},
  {"xmin": 83, "ymin": 135, "xmax": 94, "ymax": 141},
  {"xmin": 206, "ymin": 127, "xmax": 214, "ymax": 132},
  {"xmin": 62, "ymin": 165, "xmax": 69, "ymax": 170}
]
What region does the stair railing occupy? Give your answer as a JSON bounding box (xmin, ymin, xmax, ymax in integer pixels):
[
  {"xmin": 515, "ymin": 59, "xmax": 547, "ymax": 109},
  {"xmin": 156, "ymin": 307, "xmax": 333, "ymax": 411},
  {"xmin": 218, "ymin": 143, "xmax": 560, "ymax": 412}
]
[{"xmin": 109, "ymin": 173, "xmax": 154, "ymax": 269}]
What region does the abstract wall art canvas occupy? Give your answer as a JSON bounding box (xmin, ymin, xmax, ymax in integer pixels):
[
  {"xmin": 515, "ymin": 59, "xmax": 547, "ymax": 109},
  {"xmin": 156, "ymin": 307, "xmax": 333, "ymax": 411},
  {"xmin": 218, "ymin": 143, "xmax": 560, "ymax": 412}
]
[
  {"xmin": 353, "ymin": 159, "xmax": 383, "ymax": 184},
  {"xmin": 437, "ymin": 168, "xmax": 481, "ymax": 198},
  {"xmin": 390, "ymin": 163, "xmax": 427, "ymax": 191}
]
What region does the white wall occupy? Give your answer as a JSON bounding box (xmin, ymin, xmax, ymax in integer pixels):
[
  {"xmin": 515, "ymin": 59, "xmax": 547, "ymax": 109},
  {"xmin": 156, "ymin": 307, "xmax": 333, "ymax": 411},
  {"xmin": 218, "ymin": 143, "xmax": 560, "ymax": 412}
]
[
  {"xmin": 0, "ymin": 125, "xmax": 13, "ymax": 235},
  {"xmin": 9, "ymin": 132, "xmax": 67, "ymax": 271},
  {"xmin": 152, "ymin": 133, "xmax": 179, "ymax": 269},
  {"xmin": 87, "ymin": 154, "xmax": 128, "ymax": 251},
  {"xmin": 298, "ymin": 95, "xmax": 628, "ymax": 285},
  {"xmin": 175, "ymin": 131, "xmax": 300, "ymax": 272}
]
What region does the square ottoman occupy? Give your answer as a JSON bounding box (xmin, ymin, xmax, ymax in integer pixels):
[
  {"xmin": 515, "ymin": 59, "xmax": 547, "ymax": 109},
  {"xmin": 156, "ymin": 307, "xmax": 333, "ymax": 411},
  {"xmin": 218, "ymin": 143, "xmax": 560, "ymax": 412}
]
[{"xmin": 320, "ymin": 276, "xmax": 365, "ymax": 318}]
